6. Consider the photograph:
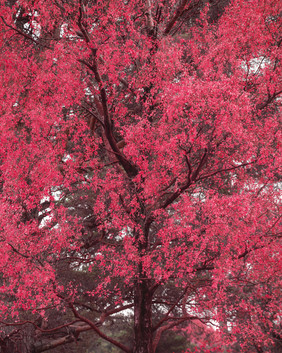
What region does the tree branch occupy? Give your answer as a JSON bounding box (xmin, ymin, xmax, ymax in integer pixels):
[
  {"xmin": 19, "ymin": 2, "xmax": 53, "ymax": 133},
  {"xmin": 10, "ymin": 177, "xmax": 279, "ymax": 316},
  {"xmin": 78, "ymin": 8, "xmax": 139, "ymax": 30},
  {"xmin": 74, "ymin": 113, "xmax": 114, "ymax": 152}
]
[
  {"xmin": 256, "ymin": 90, "xmax": 282, "ymax": 110},
  {"xmin": 34, "ymin": 334, "xmax": 77, "ymax": 352},
  {"xmin": 8, "ymin": 243, "xmax": 29, "ymax": 259},
  {"xmin": 78, "ymin": 56, "xmax": 138, "ymax": 178},
  {"xmin": 153, "ymin": 286, "xmax": 190, "ymax": 331},
  {"xmin": 104, "ymin": 303, "xmax": 134, "ymax": 317},
  {"xmin": 160, "ymin": 148, "xmax": 208, "ymax": 209},
  {"xmin": 146, "ymin": 0, "xmax": 155, "ymax": 34},
  {"xmin": 69, "ymin": 302, "xmax": 131, "ymax": 353},
  {"xmin": 77, "ymin": 0, "xmax": 91, "ymax": 43},
  {"xmin": 197, "ymin": 160, "xmax": 255, "ymax": 181},
  {"xmin": 164, "ymin": 0, "xmax": 190, "ymax": 35},
  {"xmin": 0, "ymin": 16, "xmax": 50, "ymax": 48},
  {"xmin": 153, "ymin": 315, "xmax": 199, "ymax": 352},
  {"xmin": 76, "ymin": 4, "xmax": 137, "ymax": 177},
  {"xmin": 81, "ymin": 103, "xmax": 105, "ymax": 128},
  {"xmin": 34, "ymin": 323, "xmax": 92, "ymax": 353}
]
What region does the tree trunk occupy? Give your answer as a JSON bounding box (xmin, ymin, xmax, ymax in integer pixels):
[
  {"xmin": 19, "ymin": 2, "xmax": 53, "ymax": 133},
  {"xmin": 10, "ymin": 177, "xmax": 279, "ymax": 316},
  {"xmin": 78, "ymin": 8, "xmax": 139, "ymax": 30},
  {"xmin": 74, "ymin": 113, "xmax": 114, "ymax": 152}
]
[{"xmin": 133, "ymin": 279, "xmax": 153, "ymax": 353}]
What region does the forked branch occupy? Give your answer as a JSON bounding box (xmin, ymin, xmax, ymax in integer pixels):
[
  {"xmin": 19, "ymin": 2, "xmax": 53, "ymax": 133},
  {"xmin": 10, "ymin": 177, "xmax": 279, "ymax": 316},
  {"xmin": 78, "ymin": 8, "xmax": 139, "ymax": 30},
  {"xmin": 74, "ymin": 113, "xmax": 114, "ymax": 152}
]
[{"xmin": 69, "ymin": 302, "xmax": 131, "ymax": 353}]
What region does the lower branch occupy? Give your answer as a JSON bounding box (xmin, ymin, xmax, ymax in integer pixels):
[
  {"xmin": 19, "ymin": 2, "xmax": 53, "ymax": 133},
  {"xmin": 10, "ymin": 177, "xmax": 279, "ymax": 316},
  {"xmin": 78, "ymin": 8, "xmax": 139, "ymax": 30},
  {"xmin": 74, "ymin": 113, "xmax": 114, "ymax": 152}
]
[
  {"xmin": 153, "ymin": 315, "xmax": 199, "ymax": 353},
  {"xmin": 69, "ymin": 303, "xmax": 131, "ymax": 353},
  {"xmin": 34, "ymin": 323, "xmax": 91, "ymax": 353}
]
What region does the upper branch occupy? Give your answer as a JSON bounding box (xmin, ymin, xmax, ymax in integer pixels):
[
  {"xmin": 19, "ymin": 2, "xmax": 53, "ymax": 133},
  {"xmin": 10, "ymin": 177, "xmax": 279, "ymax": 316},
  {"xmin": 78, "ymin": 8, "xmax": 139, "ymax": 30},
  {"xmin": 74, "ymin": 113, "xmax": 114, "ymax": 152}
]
[
  {"xmin": 256, "ymin": 90, "xmax": 282, "ymax": 110},
  {"xmin": 197, "ymin": 160, "xmax": 255, "ymax": 181},
  {"xmin": 146, "ymin": 0, "xmax": 155, "ymax": 34},
  {"xmin": 78, "ymin": 0, "xmax": 91, "ymax": 43},
  {"xmin": 160, "ymin": 148, "xmax": 208, "ymax": 209},
  {"xmin": 77, "ymin": 30, "xmax": 138, "ymax": 178},
  {"xmin": 164, "ymin": 0, "xmax": 190, "ymax": 35},
  {"xmin": 84, "ymin": 53, "xmax": 138, "ymax": 178},
  {"xmin": 0, "ymin": 15, "xmax": 50, "ymax": 48}
]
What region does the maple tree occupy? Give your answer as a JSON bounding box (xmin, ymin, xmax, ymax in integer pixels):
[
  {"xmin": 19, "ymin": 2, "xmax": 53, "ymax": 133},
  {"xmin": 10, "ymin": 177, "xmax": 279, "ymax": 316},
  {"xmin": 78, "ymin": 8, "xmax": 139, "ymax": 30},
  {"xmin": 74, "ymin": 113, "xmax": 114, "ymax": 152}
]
[{"xmin": 0, "ymin": 0, "xmax": 281, "ymax": 352}]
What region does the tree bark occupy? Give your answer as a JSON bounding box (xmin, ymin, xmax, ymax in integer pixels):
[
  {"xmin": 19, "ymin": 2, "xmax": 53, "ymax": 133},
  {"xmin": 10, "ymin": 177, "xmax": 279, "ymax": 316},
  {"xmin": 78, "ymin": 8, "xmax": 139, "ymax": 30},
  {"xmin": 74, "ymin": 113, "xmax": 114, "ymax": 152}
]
[{"xmin": 133, "ymin": 278, "xmax": 153, "ymax": 353}]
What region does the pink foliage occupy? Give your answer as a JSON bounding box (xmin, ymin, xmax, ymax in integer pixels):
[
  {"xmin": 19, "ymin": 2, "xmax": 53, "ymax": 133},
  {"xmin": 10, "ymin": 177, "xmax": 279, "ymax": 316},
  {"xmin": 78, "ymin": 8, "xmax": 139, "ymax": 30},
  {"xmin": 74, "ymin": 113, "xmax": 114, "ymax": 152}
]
[{"xmin": 0, "ymin": 0, "xmax": 281, "ymax": 352}]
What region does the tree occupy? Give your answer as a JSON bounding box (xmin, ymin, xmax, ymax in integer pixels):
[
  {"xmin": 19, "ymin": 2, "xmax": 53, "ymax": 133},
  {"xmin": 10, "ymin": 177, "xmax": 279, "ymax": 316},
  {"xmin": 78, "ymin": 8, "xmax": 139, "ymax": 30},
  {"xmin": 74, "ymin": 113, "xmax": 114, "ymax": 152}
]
[{"xmin": 0, "ymin": 0, "xmax": 281, "ymax": 352}]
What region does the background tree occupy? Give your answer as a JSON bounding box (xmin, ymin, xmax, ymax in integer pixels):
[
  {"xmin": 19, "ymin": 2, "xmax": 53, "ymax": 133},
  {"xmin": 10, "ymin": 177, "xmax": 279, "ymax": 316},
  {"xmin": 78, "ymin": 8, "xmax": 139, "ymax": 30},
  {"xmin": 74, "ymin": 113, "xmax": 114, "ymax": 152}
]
[{"xmin": 0, "ymin": 1, "xmax": 281, "ymax": 353}]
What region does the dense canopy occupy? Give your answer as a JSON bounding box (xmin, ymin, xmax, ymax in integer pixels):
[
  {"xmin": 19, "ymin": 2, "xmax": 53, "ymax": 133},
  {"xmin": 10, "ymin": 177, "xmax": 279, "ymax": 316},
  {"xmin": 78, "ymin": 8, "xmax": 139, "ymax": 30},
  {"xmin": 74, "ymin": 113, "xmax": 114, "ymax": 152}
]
[{"xmin": 0, "ymin": 1, "xmax": 281, "ymax": 352}]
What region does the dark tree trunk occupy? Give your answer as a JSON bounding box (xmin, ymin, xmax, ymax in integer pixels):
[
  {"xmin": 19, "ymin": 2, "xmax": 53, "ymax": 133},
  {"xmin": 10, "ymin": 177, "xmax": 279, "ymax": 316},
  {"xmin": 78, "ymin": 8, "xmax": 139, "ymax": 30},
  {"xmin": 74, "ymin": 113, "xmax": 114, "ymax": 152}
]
[{"xmin": 133, "ymin": 279, "xmax": 153, "ymax": 353}]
